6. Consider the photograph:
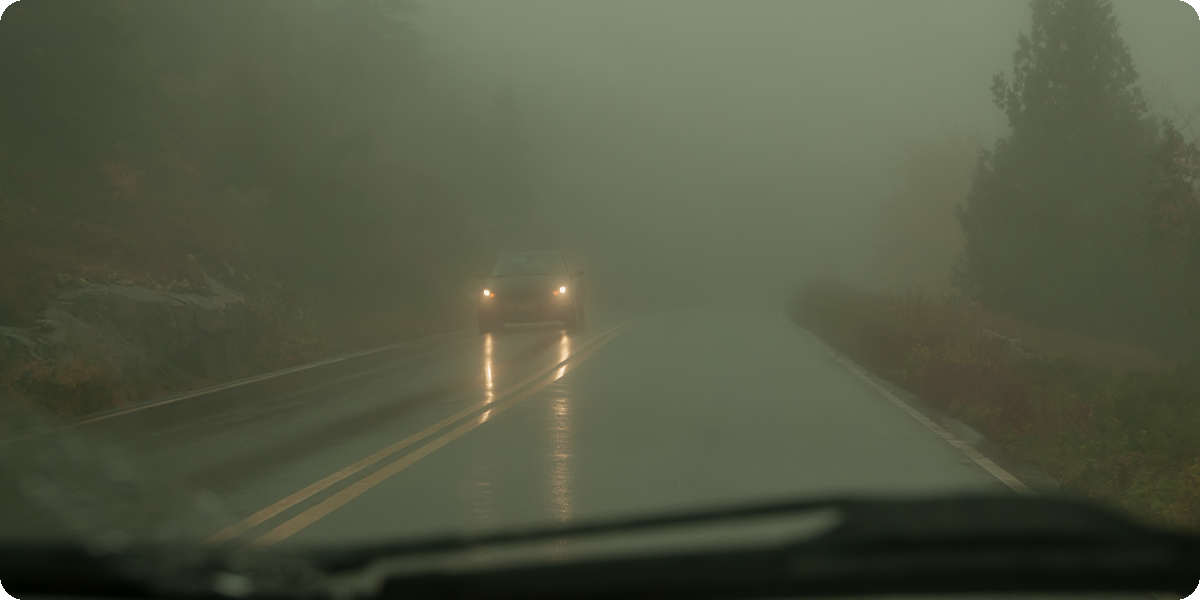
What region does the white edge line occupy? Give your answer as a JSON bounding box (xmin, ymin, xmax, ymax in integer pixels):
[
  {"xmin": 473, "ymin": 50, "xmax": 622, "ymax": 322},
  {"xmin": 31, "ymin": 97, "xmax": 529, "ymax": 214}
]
[
  {"xmin": 817, "ymin": 340, "xmax": 1031, "ymax": 494},
  {"xmin": 44, "ymin": 329, "xmax": 471, "ymax": 430}
]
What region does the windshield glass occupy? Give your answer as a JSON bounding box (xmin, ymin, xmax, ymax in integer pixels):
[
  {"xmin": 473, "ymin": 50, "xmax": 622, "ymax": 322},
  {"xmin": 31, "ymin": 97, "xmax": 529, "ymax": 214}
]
[
  {"xmin": 1, "ymin": 1, "xmax": 1199, "ymax": 597},
  {"xmin": 492, "ymin": 253, "xmax": 565, "ymax": 276}
]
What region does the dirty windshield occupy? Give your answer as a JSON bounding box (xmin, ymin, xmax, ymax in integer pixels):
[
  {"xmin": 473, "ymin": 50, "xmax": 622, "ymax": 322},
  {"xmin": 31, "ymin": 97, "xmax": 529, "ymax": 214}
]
[{"xmin": 1, "ymin": 0, "xmax": 1199, "ymax": 596}]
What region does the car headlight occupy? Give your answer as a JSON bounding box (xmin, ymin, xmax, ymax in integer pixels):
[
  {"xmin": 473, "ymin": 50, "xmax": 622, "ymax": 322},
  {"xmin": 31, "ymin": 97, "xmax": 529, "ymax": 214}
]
[{"xmin": 482, "ymin": 289, "xmax": 493, "ymax": 298}]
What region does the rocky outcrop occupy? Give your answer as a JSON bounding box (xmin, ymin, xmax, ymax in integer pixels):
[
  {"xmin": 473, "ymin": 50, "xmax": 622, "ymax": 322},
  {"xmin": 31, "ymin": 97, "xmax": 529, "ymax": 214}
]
[{"xmin": 2, "ymin": 275, "xmax": 278, "ymax": 422}]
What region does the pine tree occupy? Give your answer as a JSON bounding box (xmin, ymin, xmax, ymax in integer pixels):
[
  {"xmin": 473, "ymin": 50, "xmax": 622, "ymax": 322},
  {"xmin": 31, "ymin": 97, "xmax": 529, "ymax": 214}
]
[{"xmin": 958, "ymin": 0, "xmax": 1154, "ymax": 331}]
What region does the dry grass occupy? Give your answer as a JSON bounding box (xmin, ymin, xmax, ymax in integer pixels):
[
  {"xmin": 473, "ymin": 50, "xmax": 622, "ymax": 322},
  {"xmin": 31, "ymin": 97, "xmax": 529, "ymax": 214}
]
[
  {"xmin": 10, "ymin": 356, "xmax": 136, "ymax": 419},
  {"xmin": 793, "ymin": 279, "xmax": 1200, "ymax": 531}
]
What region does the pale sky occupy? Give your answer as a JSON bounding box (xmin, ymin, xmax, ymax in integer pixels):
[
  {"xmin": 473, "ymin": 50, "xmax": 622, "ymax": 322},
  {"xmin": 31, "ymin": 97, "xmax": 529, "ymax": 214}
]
[{"xmin": 417, "ymin": 1, "xmax": 1200, "ymax": 295}]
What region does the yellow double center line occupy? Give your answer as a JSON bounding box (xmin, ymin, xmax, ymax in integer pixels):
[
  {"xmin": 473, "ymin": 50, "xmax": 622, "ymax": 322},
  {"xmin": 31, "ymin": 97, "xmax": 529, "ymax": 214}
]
[{"xmin": 207, "ymin": 324, "xmax": 626, "ymax": 546}]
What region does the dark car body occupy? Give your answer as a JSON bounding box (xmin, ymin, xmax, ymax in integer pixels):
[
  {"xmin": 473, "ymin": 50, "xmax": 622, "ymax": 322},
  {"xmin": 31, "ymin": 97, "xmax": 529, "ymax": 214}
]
[{"xmin": 478, "ymin": 251, "xmax": 584, "ymax": 333}]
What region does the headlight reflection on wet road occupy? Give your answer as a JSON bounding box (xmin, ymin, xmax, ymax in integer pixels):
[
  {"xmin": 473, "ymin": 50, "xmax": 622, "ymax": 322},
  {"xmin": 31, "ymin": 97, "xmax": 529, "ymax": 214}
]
[
  {"xmin": 550, "ymin": 395, "xmax": 572, "ymax": 523},
  {"xmin": 480, "ymin": 333, "xmax": 496, "ymax": 424},
  {"xmin": 480, "ymin": 331, "xmax": 573, "ymax": 522},
  {"xmin": 555, "ymin": 332, "xmax": 570, "ymax": 381},
  {"xmin": 551, "ymin": 332, "xmax": 573, "ymax": 522}
]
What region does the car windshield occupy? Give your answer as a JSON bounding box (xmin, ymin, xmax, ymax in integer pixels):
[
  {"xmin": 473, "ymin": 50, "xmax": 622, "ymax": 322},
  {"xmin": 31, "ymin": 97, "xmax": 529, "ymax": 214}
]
[
  {"xmin": 2, "ymin": 1, "xmax": 1199, "ymax": 598},
  {"xmin": 493, "ymin": 253, "xmax": 564, "ymax": 276}
]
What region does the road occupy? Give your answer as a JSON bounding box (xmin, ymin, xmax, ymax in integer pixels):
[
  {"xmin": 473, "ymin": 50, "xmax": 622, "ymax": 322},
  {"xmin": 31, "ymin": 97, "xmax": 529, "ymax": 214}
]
[{"xmin": 2, "ymin": 307, "xmax": 1010, "ymax": 551}]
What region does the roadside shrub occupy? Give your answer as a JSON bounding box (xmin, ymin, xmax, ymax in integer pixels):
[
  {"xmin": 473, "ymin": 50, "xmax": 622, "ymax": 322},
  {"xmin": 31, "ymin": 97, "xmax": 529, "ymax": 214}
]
[{"xmin": 793, "ymin": 279, "xmax": 1199, "ymax": 530}]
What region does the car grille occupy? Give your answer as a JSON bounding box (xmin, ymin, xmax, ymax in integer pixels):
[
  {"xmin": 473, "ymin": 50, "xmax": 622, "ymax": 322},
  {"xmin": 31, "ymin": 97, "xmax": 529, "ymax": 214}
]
[{"xmin": 506, "ymin": 287, "xmax": 542, "ymax": 302}]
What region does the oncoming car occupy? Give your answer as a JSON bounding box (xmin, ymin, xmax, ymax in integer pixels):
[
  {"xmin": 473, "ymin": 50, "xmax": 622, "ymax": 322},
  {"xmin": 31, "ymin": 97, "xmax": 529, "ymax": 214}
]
[{"xmin": 478, "ymin": 251, "xmax": 585, "ymax": 334}]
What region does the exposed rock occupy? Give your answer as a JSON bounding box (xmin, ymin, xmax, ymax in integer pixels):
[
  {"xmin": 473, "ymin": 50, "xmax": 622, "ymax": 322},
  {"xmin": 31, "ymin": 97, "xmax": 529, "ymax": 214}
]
[
  {"xmin": 2, "ymin": 276, "xmax": 276, "ymax": 421},
  {"xmin": 0, "ymin": 325, "xmax": 40, "ymax": 363}
]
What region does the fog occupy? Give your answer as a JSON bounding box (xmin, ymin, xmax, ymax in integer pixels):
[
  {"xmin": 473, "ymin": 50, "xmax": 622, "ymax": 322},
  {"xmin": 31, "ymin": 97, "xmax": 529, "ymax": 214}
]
[
  {"xmin": 2, "ymin": 0, "xmax": 1198, "ymax": 376},
  {"xmin": 417, "ymin": 0, "xmax": 1200, "ymax": 309},
  {"xmin": 4, "ymin": 0, "xmax": 1200, "ymax": 556}
]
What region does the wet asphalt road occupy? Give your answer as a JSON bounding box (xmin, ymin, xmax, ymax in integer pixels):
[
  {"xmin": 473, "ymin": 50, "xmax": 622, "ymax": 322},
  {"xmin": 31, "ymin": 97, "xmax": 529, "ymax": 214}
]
[
  {"xmin": 4, "ymin": 307, "xmax": 1008, "ymax": 550},
  {"xmin": 275, "ymin": 308, "xmax": 1005, "ymax": 548}
]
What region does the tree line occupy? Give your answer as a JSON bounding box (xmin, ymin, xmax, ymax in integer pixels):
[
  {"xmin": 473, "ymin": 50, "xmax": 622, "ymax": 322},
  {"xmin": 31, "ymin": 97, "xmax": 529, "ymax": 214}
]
[
  {"xmin": 0, "ymin": 0, "xmax": 537, "ymax": 325},
  {"xmin": 957, "ymin": 0, "xmax": 1200, "ymax": 355}
]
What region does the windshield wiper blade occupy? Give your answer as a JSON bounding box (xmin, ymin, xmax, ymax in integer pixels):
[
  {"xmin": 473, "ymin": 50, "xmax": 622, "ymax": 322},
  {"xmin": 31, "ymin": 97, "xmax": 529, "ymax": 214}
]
[
  {"xmin": 308, "ymin": 495, "xmax": 850, "ymax": 569},
  {"xmin": 305, "ymin": 492, "xmax": 1170, "ymax": 568},
  {"xmin": 309, "ymin": 493, "xmax": 1199, "ymax": 598}
]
